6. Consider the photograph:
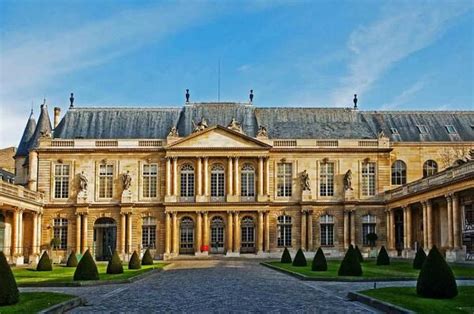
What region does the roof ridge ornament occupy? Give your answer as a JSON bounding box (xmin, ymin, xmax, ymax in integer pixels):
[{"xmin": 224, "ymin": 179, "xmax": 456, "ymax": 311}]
[
  {"xmin": 185, "ymin": 89, "xmax": 190, "ymax": 103},
  {"xmin": 353, "ymin": 94, "xmax": 358, "ymax": 110},
  {"xmin": 69, "ymin": 93, "xmax": 74, "ymax": 108},
  {"xmin": 249, "ymin": 89, "xmax": 254, "ymax": 103}
]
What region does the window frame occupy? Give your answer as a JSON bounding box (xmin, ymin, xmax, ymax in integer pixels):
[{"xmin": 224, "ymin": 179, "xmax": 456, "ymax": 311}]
[
  {"xmin": 361, "ymin": 162, "xmax": 376, "ymax": 196},
  {"xmin": 319, "ymin": 162, "xmax": 335, "ymax": 197},
  {"xmin": 445, "ymin": 125, "xmax": 457, "ymax": 134},
  {"xmin": 142, "ymin": 163, "xmax": 158, "ymax": 199},
  {"xmin": 241, "ymin": 164, "xmax": 256, "ymax": 199},
  {"xmin": 362, "ymin": 214, "xmax": 377, "ymax": 246},
  {"xmin": 277, "ymin": 215, "xmax": 292, "ymax": 247},
  {"xmin": 53, "ymin": 164, "xmax": 70, "ymax": 199},
  {"xmin": 98, "ymin": 164, "xmax": 114, "ymax": 199},
  {"xmin": 180, "ymin": 164, "xmax": 195, "ymax": 200},
  {"xmin": 391, "ymin": 160, "xmax": 407, "ymax": 185},
  {"xmin": 53, "ymin": 218, "xmax": 68, "ymax": 250},
  {"xmin": 423, "ymin": 160, "xmax": 438, "ymax": 178},
  {"xmin": 277, "ymin": 162, "xmax": 293, "ymax": 197},
  {"xmin": 141, "ymin": 216, "xmax": 157, "ymax": 249},
  {"xmin": 210, "ymin": 164, "xmax": 225, "ymax": 201},
  {"xmin": 319, "ymin": 214, "xmax": 334, "ymax": 246}
]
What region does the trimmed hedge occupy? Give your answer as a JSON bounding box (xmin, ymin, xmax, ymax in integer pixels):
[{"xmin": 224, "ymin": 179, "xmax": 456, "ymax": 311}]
[
  {"xmin": 36, "ymin": 251, "xmax": 52, "ymax": 271},
  {"xmin": 73, "ymin": 249, "xmax": 99, "ymax": 281},
  {"xmin": 417, "ymin": 246, "xmax": 458, "ymax": 299},
  {"xmin": 376, "ymin": 246, "xmax": 390, "ymax": 265},
  {"xmin": 0, "ymin": 251, "xmax": 19, "ymax": 306},
  {"xmin": 66, "ymin": 251, "xmax": 78, "ymax": 267},
  {"xmin": 128, "ymin": 251, "xmax": 141, "ymax": 270},
  {"xmin": 141, "ymin": 248, "xmax": 154, "ymax": 265},
  {"xmin": 338, "ymin": 245, "xmax": 362, "ymax": 276},
  {"xmin": 292, "ymin": 248, "xmax": 307, "ymax": 267},
  {"xmin": 355, "ymin": 245, "xmax": 364, "ymax": 263},
  {"xmin": 413, "ymin": 247, "xmax": 427, "ymax": 270},
  {"xmin": 107, "ymin": 251, "xmax": 124, "ymax": 274},
  {"xmin": 281, "ymin": 247, "xmax": 292, "ymax": 264},
  {"xmin": 311, "ymin": 247, "xmax": 327, "ymax": 271}
]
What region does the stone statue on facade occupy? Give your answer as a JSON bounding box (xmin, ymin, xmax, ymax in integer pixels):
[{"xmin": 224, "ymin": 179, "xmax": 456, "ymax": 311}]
[
  {"xmin": 343, "ymin": 169, "xmax": 353, "ymax": 190},
  {"xmin": 192, "ymin": 117, "xmax": 209, "ymax": 132},
  {"xmin": 227, "ymin": 118, "xmax": 243, "ymax": 133},
  {"xmin": 301, "ymin": 170, "xmax": 311, "ymax": 191},
  {"xmin": 257, "ymin": 125, "xmax": 268, "ymax": 137},
  {"xmin": 168, "ymin": 126, "xmax": 179, "ymax": 137},
  {"xmin": 122, "ymin": 171, "xmax": 132, "ymax": 191},
  {"xmin": 79, "ymin": 171, "xmax": 88, "ymax": 193}
]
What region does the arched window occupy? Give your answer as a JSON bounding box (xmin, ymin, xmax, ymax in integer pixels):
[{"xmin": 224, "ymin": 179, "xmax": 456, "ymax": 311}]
[
  {"xmin": 180, "ymin": 164, "xmax": 195, "ymax": 198},
  {"xmin": 211, "ymin": 164, "xmax": 225, "ymax": 200},
  {"xmin": 180, "ymin": 217, "xmax": 194, "ymax": 254},
  {"xmin": 241, "ymin": 216, "xmax": 255, "ymax": 252},
  {"xmin": 423, "ymin": 160, "xmax": 438, "ymax": 178},
  {"xmin": 320, "ymin": 214, "xmax": 334, "ymax": 246},
  {"xmin": 277, "ymin": 215, "xmax": 292, "ymax": 247},
  {"xmin": 391, "ymin": 160, "xmax": 407, "ymax": 185},
  {"xmin": 53, "ymin": 218, "xmax": 68, "ymax": 250},
  {"xmin": 241, "ymin": 164, "xmax": 255, "ymax": 199},
  {"xmin": 362, "ymin": 214, "xmax": 376, "ymax": 246},
  {"xmin": 211, "ymin": 216, "xmax": 225, "ymax": 253},
  {"xmin": 142, "ymin": 217, "xmax": 156, "ymax": 249}
]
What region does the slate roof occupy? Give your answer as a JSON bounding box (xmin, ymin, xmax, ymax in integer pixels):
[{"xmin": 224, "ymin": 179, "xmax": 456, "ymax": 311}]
[
  {"xmin": 46, "ymin": 103, "xmax": 474, "ymax": 142},
  {"xmin": 15, "ymin": 111, "xmax": 36, "ymax": 157},
  {"xmin": 29, "ymin": 104, "xmax": 52, "ymax": 149}
]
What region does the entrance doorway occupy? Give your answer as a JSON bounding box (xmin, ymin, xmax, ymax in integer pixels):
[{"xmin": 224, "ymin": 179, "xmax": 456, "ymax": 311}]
[
  {"xmin": 94, "ymin": 217, "xmax": 117, "ymax": 261},
  {"xmin": 180, "ymin": 217, "xmax": 194, "ymax": 254},
  {"xmin": 241, "ymin": 216, "xmax": 255, "ymax": 253},
  {"xmin": 211, "ymin": 216, "xmax": 225, "ymax": 254}
]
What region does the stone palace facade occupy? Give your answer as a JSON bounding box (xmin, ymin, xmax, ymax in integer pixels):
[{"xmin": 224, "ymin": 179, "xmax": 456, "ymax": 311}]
[{"xmin": 1, "ymin": 98, "xmax": 473, "ymax": 264}]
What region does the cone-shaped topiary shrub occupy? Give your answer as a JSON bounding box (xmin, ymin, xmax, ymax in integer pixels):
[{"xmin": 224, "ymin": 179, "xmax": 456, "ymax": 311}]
[
  {"xmin": 281, "ymin": 247, "xmax": 292, "ymax": 264},
  {"xmin": 0, "ymin": 251, "xmax": 19, "ymax": 306},
  {"xmin": 311, "ymin": 247, "xmax": 327, "ymax": 271},
  {"xmin": 417, "ymin": 246, "xmax": 457, "ymax": 299},
  {"xmin": 36, "ymin": 251, "xmax": 52, "ymax": 271},
  {"xmin": 141, "ymin": 248, "xmax": 154, "ymax": 265},
  {"xmin": 413, "ymin": 247, "xmax": 427, "ymax": 270},
  {"xmin": 128, "ymin": 251, "xmax": 141, "ymax": 270},
  {"xmin": 106, "ymin": 251, "xmax": 123, "ymax": 274},
  {"xmin": 73, "ymin": 249, "xmax": 99, "ymax": 281},
  {"xmin": 376, "ymin": 246, "xmax": 390, "ymax": 265},
  {"xmin": 338, "ymin": 245, "xmax": 362, "ymax": 276},
  {"xmin": 66, "ymin": 251, "xmax": 78, "ymax": 267},
  {"xmin": 355, "ymin": 245, "xmax": 364, "ymax": 263},
  {"xmin": 292, "ymin": 248, "xmax": 307, "ymax": 267}
]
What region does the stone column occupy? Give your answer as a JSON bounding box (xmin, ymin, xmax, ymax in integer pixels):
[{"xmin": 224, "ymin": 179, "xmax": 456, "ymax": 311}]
[
  {"xmin": 385, "ymin": 210, "xmax": 390, "ymax": 249},
  {"xmin": 203, "ymin": 158, "xmax": 209, "ymax": 197},
  {"xmin": 172, "ymin": 212, "xmax": 178, "ymax": 254},
  {"xmin": 402, "ymin": 206, "xmax": 407, "ymax": 250},
  {"xmin": 257, "ymin": 211, "xmax": 264, "ymax": 253},
  {"xmin": 197, "ymin": 158, "xmax": 202, "ymax": 196},
  {"xmin": 452, "ymin": 194, "xmax": 461, "ymax": 249},
  {"xmin": 12, "ymin": 210, "xmax": 18, "ymax": 256},
  {"xmin": 76, "ymin": 214, "xmax": 82, "ymax": 253},
  {"xmin": 234, "ymin": 157, "xmax": 240, "ymax": 197},
  {"xmin": 389, "ymin": 210, "xmax": 395, "ymax": 250},
  {"xmin": 258, "ymin": 157, "xmax": 264, "ymax": 196},
  {"xmin": 32, "ymin": 212, "xmax": 38, "ymax": 255},
  {"xmin": 307, "ymin": 211, "xmax": 313, "ymax": 251},
  {"xmin": 265, "ymin": 158, "xmax": 270, "ymax": 196},
  {"xmin": 166, "ymin": 158, "xmax": 171, "ymax": 197},
  {"xmin": 422, "ymin": 202, "xmax": 428, "ymax": 248},
  {"xmin": 172, "ymin": 157, "xmax": 178, "ymax": 197},
  {"xmin": 165, "ymin": 212, "xmax": 171, "ymax": 255},
  {"xmin": 264, "ymin": 211, "xmax": 270, "ymax": 252},
  {"xmin": 343, "ymin": 210, "xmax": 349, "ymax": 249},
  {"xmin": 301, "ymin": 210, "xmax": 307, "ymax": 250},
  {"xmin": 233, "ymin": 212, "xmax": 240, "ymax": 253},
  {"xmin": 426, "ymin": 200, "xmax": 433, "ymax": 249},
  {"xmin": 203, "ymin": 212, "xmax": 209, "ymax": 249},
  {"xmin": 227, "ymin": 211, "xmax": 233, "ymax": 253},
  {"xmin": 406, "ymin": 206, "xmax": 412, "ymax": 250},
  {"xmin": 350, "ymin": 211, "xmax": 356, "ymax": 247},
  {"xmin": 18, "ymin": 210, "xmax": 23, "ymax": 255},
  {"xmin": 120, "ymin": 213, "xmax": 126, "ymax": 254},
  {"xmin": 127, "ymin": 213, "xmax": 133, "ymax": 253},
  {"xmin": 196, "ymin": 212, "xmax": 202, "ymax": 254},
  {"xmin": 82, "ymin": 214, "xmax": 88, "ymax": 253},
  {"xmin": 446, "ymin": 194, "xmax": 453, "ymax": 249},
  {"xmin": 227, "ymin": 157, "xmax": 233, "ymax": 197}
]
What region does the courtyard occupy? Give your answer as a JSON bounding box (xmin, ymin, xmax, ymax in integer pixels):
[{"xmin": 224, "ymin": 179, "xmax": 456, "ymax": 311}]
[{"xmin": 18, "ymin": 259, "xmax": 474, "ymax": 313}]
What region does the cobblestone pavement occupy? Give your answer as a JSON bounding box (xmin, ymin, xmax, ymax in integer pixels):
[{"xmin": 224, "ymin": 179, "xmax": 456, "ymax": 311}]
[{"xmin": 20, "ymin": 260, "xmax": 474, "ymax": 313}]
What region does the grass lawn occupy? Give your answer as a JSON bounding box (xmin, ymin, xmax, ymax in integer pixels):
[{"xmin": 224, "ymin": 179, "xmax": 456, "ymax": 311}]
[
  {"xmin": 267, "ymin": 259, "xmax": 474, "ymax": 280},
  {"xmin": 0, "ymin": 292, "xmax": 75, "ymax": 313},
  {"xmin": 13, "ymin": 262, "xmax": 165, "ymax": 285},
  {"xmin": 360, "ymin": 286, "xmax": 474, "ymax": 313}
]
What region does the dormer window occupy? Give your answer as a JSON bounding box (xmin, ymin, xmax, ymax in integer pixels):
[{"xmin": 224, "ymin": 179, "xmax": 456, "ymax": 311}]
[
  {"xmin": 445, "ymin": 125, "xmax": 457, "ymax": 134},
  {"xmin": 416, "ymin": 125, "xmax": 429, "ymax": 134},
  {"xmin": 390, "ymin": 128, "xmax": 399, "ymax": 134}
]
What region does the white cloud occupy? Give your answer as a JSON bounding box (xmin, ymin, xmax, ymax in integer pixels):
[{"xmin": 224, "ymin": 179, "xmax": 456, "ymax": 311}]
[{"xmin": 330, "ymin": 2, "xmax": 473, "ymax": 106}]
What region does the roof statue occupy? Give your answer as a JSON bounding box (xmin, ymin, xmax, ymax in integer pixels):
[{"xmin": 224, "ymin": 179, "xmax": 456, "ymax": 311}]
[
  {"xmin": 168, "ymin": 126, "xmax": 179, "ymax": 137},
  {"xmin": 257, "ymin": 125, "xmax": 268, "ymax": 138},
  {"xmin": 249, "ymin": 89, "xmax": 254, "ymax": 103},
  {"xmin": 185, "ymin": 89, "xmax": 190, "ymax": 103},
  {"xmin": 227, "ymin": 117, "xmax": 243, "ymax": 133},
  {"xmin": 353, "ymin": 94, "xmax": 358, "ymax": 109},
  {"xmin": 301, "ymin": 170, "xmax": 311, "ymax": 191},
  {"xmin": 192, "ymin": 117, "xmax": 208, "ymax": 133},
  {"xmin": 378, "ymin": 130, "xmax": 387, "ymax": 139},
  {"xmin": 69, "ymin": 93, "xmax": 75, "ymax": 108}
]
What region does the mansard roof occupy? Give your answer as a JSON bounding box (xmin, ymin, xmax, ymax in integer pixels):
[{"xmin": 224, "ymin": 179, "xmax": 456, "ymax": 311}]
[
  {"xmin": 15, "ymin": 111, "xmax": 36, "ymax": 157},
  {"xmin": 51, "ymin": 103, "xmax": 474, "ymax": 142}
]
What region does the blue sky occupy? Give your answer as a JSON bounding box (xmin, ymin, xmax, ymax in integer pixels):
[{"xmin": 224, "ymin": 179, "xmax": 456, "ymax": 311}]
[{"xmin": 0, "ymin": 0, "xmax": 473, "ymax": 147}]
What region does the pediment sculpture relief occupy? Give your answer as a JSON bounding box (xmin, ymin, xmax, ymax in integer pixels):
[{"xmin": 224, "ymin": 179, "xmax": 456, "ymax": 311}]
[
  {"xmin": 192, "ymin": 117, "xmax": 209, "ymax": 133},
  {"xmin": 227, "ymin": 118, "xmax": 243, "ymax": 133},
  {"xmin": 168, "ymin": 126, "xmax": 179, "ymax": 137},
  {"xmin": 257, "ymin": 125, "xmax": 268, "ymax": 138}
]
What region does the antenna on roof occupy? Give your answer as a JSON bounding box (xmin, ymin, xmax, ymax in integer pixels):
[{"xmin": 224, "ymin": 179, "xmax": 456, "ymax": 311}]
[
  {"xmin": 217, "ymin": 58, "xmax": 221, "ymax": 102},
  {"xmin": 353, "ymin": 94, "xmax": 358, "ymax": 110}
]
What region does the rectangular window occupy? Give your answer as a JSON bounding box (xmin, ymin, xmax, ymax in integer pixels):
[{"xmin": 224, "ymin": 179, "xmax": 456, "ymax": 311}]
[
  {"xmin": 277, "ymin": 216, "xmax": 292, "ymax": 247},
  {"xmin": 142, "ymin": 164, "xmax": 158, "ymax": 198},
  {"xmin": 320, "ymin": 224, "xmax": 334, "ymax": 246},
  {"xmin": 99, "ymin": 164, "xmax": 114, "ymax": 198},
  {"xmin": 445, "ymin": 125, "xmax": 457, "ymax": 134},
  {"xmin": 53, "ymin": 218, "xmax": 68, "ymax": 250},
  {"xmin": 361, "ymin": 162, "xmax": 376, "ymax": 196},
  {"xmin": 362, "ymin": 223, "xmax": 376, "ymax": 246},
  {"xmin": 416, "ymin": 125, "xmax": 429, "ymax": 134},
  {"xmin": 54, "ymin": 164, "xmax": 70, "ymax": 199},
  {"xmin": 319, "ymin": 162, "xmax": 334, "ymax": 196},
  {"xmin": 142, "ymin": 217, "xmax": 156, "ymax": 249},
  {"xmin": 390, "ymin": 128, "xmax": 399, "ymax": 134},
  {"xmin": 277, "ymin": 163, "xmax": 292, "ymax": 197}
]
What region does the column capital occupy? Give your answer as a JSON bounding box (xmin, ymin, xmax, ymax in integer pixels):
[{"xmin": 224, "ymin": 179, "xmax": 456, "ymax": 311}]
[
  {"xmin": 445, "ymin": 193, "xmax": 453, "ymax": 200},
  {"xmin": 234, "ymin": 156, "xmax": 240, "ymax": 161},
  {"xmin": 172, "ymin": 156, "xmax": 178, "ymax": 161}
]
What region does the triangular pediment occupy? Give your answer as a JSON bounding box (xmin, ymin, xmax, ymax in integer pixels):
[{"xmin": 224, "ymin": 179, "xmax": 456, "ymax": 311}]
[{"xmin": 167, "ymin": 126, "xmax": 271, "ymax": 149}]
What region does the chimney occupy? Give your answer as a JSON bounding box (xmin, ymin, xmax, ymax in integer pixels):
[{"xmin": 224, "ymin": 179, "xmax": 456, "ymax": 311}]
[{"xmin": 54, "ymin": 107, "xmax": 61, "ymax": 128}]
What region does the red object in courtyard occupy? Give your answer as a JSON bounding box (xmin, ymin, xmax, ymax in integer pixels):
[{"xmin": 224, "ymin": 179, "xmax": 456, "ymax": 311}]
[{"xmin": 201, "ymin": 245, "xmax": 209, "ymax": 252}]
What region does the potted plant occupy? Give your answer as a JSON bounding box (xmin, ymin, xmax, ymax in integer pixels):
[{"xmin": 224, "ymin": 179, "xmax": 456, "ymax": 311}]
[{"xmin": 366, "ymin": 233, "xmax": 378, "ymax": 258}]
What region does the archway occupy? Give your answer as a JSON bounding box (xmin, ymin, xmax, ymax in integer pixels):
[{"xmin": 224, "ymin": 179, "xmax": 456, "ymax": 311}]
[
  {"xmin": 94, "ymin": 217, "xmax": 117, "ymax": 261},
  {"xmin": 210, "ymin": 216, "xmax": 225, "ymax": 254},
  {"xmin": 180, "ymin": 217, "xmax": 194, "ymax": 254},
  {"xmin": 241, "ymin": 216, "xmax": 255, "ymax": 253}
]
